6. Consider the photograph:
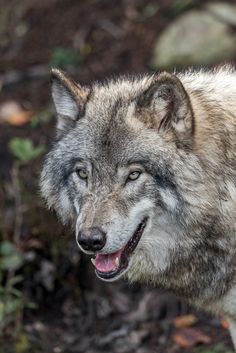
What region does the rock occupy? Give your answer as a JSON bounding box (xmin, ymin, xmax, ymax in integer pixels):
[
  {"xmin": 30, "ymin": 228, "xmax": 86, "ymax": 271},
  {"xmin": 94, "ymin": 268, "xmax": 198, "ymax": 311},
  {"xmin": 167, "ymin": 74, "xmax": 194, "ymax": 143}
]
[
  {"xmin": 206, "ymin": 2, "xmax": 236, "ymax": 27},
  {"xmin": 152, "ymin": 9, "xmax": 236, "ymax": 69}
]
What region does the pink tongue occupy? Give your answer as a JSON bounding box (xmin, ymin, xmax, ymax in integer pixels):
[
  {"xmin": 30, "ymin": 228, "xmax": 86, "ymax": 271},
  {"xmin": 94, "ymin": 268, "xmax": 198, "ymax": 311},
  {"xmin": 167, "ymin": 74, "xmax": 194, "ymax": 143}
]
[{"xmin": 95, "ymin": 250, "xmax": 122, "ymax": 272}]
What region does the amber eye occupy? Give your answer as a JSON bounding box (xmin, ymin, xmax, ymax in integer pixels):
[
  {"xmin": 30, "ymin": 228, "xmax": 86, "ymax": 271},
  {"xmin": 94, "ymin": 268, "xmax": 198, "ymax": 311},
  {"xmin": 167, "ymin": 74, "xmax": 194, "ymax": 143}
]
[
  {"xmin": 128, "ymin": 171, "xmax": 141, "ymax": 181},
  {"xmin": 76, "ymin": 169, "xmax": 88, "ymax": 180}
]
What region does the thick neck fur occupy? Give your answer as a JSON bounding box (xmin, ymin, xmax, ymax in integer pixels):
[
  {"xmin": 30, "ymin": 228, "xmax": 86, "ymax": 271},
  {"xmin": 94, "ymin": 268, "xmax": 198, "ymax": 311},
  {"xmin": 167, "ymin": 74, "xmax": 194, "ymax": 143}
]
[
  {"xmin": 128, "ymin": 69, "xmax": 236, "ymax": 309},
  {"xmin": 181, "ymin": 69, "xmax": 236, "ymax": 167}
]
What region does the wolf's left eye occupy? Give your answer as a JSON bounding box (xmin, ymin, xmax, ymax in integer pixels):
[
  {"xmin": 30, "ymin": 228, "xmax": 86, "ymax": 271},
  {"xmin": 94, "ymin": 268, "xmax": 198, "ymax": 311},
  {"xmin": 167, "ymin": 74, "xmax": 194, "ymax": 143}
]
[
  {"xmin": 128, "ymin": 171, "xmax": 141, "ymax": 181},
  {"xmin": 76, "ymin": 169, "xmax": 88, "ymax": 180}
]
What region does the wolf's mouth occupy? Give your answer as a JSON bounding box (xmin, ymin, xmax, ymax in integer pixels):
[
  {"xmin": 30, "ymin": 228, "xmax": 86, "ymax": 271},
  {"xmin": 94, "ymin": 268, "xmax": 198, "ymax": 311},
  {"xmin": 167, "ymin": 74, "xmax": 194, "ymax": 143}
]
[{"xmin": 91, "ymin": 218, "xmax": 148, "ymax": 281}]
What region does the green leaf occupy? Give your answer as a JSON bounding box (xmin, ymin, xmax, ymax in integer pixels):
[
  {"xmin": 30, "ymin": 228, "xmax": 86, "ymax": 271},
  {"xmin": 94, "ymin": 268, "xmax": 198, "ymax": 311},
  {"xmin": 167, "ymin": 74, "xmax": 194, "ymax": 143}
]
[
  {"xmin": 8, "ymin": 275, "xmax": 23, "ymax": 286},
  {"xmin": 8, "ymin": 288, "xmax": 23, "ymax": 298},
  {"xmin": 51, "ymin": 47, "xmax": 81, "ymax": 69},
  {"xmin": 139, "ymin": 3, "xmax": 159, "ymax": 20},
  {"xmin": 0, "ymin": 253, "xmax": 23, "ymax": 271},
  {"xmin": 0, "ymin": 241, "xmax": 14, "ymax": 256},
  {"xmin": 30, "ymin": 107, "xmax": 53, "ymax": 128},
  {"xmin": 25, "ymin": 301, "xmax": 37, "ymax": 309},
  {"xmin": 170, "ymin": 0, "xmax": 196, "ymax": 16},
  {"xmin": 0, "ymin": 301, "xmax": 4, "ymax": 321},
  {"xmin": 8, "ymin": 137, "xmax": 45, "ymax": 164},
  {"xmin": 5, "ymin": 298, "xmax": 22, "ymax": 314},
  {"xmin": 0, "ymin": 242, "xmax": 23, "ymax": 270},
  {"xmin": 196, "ymin": 343, "xmax": 234, "ymax": 353},
  {"xmin": 15, "ymin": 333, "xmax": 30, "ymax": 352}
]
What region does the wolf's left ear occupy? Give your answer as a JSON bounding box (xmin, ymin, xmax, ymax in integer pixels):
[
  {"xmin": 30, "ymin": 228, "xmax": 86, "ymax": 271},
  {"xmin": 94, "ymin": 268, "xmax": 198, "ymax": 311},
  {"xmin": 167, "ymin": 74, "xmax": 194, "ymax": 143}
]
[
  {"xmin": 51, "ymin": 68, "xmax": 90, "ymax": 134},
  {"xmin": 137, "ymin": 72, "xmax": 194, "ymax": 137}
]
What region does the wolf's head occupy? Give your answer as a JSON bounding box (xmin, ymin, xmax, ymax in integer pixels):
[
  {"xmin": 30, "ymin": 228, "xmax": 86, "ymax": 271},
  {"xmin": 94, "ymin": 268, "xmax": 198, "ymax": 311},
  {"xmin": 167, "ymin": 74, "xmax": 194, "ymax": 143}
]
[{"xmin": 41, "ymin": 69, "xmax": 212, "ymax": 284}]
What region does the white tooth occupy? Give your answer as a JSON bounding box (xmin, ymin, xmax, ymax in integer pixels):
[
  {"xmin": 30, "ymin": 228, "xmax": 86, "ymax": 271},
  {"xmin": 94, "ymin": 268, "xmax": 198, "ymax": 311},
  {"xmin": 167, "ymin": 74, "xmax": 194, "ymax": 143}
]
[
  {"xmin": 91, "ymin": 258, "xmax": 96, "ymax": 266},
  {"xmin": 115, "ymin": 257, "xmax": 120, "ymax": 267}
]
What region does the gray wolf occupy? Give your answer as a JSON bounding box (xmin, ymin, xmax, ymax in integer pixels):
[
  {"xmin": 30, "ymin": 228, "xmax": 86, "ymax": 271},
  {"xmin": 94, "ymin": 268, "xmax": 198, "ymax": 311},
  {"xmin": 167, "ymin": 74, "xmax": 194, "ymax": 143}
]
[{"xmin": 40, "ymin": 66, "xmax": 236, "ymax": 349}]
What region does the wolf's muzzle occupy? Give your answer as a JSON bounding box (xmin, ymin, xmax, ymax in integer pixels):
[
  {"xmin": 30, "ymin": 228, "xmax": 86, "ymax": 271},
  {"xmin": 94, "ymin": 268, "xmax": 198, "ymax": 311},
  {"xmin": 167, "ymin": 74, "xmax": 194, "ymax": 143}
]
[{"xmin": 77, "ymin": 227, "xmax": 106, "ymax": 252}]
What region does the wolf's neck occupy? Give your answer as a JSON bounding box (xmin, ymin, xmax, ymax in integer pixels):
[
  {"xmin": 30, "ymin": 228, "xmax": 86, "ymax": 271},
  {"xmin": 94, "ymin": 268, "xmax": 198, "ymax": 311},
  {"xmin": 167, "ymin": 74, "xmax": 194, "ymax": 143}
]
[{"xmin": 184, "ymin": 88, "xmax": 236, "ymax": 169}]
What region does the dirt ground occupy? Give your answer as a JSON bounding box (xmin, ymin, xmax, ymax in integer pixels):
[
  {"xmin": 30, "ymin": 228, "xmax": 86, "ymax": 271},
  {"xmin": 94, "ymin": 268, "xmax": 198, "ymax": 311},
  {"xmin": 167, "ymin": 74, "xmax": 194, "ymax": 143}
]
[{"xmin": 0, "ymin": 0, "xmax": 235, "ymax": 352}]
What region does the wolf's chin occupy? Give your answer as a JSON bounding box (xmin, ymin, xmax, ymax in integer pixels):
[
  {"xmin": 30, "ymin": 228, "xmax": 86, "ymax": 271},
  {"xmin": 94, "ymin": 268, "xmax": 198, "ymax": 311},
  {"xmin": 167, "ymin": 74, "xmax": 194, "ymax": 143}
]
[
  {"xmin": 93, "ymin": 217, "xmax": 148, "ymax": 282},
  {"xmin": 95, "ymin": 266, "xmax": 129, "ymax": 282}
]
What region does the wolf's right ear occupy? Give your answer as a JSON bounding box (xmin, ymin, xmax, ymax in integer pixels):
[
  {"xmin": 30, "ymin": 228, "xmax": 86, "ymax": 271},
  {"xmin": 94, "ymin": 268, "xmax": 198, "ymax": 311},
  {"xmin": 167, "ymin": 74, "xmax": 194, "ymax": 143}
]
[{"xmin": 51, "ymin": 68, "xmax": 90, "ymax": 135}]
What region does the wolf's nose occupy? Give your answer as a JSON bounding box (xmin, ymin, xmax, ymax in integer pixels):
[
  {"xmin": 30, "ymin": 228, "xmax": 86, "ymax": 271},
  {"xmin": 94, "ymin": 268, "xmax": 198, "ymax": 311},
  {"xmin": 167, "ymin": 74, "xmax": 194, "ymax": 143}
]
[{"xmin": 77, "ymin": 227, "xmax": 106, "ymax": 252}]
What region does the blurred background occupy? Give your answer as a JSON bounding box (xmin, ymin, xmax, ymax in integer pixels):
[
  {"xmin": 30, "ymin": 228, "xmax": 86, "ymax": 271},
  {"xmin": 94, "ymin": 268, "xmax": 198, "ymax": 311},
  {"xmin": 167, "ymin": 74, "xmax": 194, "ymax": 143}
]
[{"xmin": 1, "ymin": 0, "xmax": 236, "ymax": 352}]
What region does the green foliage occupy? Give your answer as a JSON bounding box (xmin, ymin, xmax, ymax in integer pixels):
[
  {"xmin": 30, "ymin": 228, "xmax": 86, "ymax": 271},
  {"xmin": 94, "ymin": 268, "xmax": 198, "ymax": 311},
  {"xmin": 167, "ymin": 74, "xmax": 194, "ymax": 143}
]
[
  {"xmin": 0, "ymin": 242, "xmax": 23, "ymax": 271},
  {"xmin": 15, "ymin": 333, "xmax": 30, "ymax": 352},
  {"xmin": 30, "ymin": 107, "xmax": 53, "ymax": 128},
  {"xmin": 0, "ymin": 241, "xmax": 24, "ymax": 335},
  {"xmin": 169, "ymin": 0, "xmax": 196, "ymax": 16},
  {"xmin": 50, "ymin": 47, "xmax": 81, "ymax": 69},
  {"xmin": 9, "ymin": 138, "xmax": 45, "ymax": 165},
  {"xmin": 196, "ymin": 343, "xmax": 234, "ymax": 353},
  {"xmin": 139, "ymin": 3, "xmax": 159, "ymax": 21}
]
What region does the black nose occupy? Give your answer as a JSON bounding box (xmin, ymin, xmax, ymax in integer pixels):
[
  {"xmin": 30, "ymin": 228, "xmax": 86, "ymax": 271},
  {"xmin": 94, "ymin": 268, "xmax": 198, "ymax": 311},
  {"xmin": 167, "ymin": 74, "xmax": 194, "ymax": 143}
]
[{"xmin": 77, "ymin": 227, "xmax": 106, "ymax": 252}]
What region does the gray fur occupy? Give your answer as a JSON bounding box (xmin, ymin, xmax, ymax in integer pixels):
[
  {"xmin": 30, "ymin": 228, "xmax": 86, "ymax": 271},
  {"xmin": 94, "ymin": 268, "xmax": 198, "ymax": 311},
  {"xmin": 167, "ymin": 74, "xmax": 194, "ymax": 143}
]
[{"xmin": 41, "ymin": 67, "xmax": 236, "ymax": 349}]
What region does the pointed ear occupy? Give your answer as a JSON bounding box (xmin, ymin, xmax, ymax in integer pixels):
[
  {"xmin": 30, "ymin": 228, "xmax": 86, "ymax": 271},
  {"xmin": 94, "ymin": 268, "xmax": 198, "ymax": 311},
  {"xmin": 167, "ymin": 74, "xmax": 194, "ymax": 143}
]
[
  {"xmin": 51, "ymin": 68, "xmax": 90, "ymax": 135},
  {"xmin": 137, "ymin": 72, "xmax": 194, "ymax": 137}
]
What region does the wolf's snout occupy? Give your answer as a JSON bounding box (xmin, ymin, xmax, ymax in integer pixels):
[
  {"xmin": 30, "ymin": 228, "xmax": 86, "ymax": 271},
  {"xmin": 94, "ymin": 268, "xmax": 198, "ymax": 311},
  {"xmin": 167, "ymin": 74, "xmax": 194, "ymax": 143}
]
[{"xmin": 77, "ymin": 227, "xmax": 106, "ymax": 252}]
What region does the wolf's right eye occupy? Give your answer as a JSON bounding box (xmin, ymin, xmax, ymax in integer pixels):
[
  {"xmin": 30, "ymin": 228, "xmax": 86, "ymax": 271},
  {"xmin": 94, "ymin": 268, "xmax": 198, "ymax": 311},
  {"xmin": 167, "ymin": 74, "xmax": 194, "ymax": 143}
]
[{"xmin": 76, "ymin": 169, "xmax": 88, "ymax": 180}]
